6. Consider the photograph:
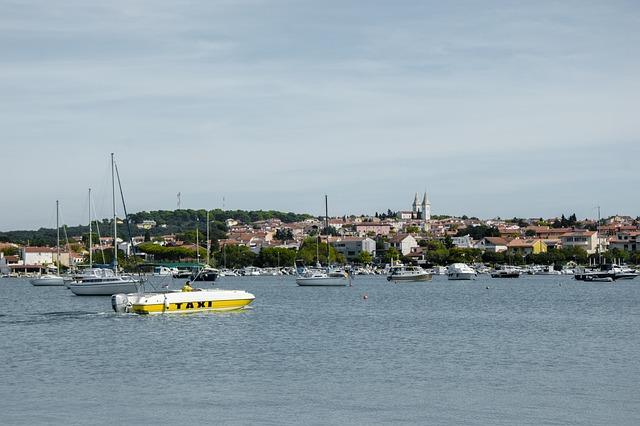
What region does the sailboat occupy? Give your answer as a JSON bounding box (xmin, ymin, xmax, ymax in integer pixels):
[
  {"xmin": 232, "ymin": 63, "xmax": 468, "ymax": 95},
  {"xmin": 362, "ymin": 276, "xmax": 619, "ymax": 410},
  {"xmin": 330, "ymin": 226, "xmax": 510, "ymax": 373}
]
[
  {"xmin": 296, "ymin": 195, "xmax": 350, "ymax": 287},
  {"xmin": 190, "ymin": 211, "xmax": 219, "ymax": 282},
  {"xmin": 69, "ymin": 154, "xmax": 143, "ymax": 296},
  {"xmin": 31, "ymin": 200, "xmax": 67, "ymax": 286}
]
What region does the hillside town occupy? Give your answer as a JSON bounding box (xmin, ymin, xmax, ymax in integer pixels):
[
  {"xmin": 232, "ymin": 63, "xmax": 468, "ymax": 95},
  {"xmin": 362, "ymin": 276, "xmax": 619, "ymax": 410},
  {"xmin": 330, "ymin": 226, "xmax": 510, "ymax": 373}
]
[{"xmin": 1, "ymin": 192, "xmax": 639, "ymax": 276}]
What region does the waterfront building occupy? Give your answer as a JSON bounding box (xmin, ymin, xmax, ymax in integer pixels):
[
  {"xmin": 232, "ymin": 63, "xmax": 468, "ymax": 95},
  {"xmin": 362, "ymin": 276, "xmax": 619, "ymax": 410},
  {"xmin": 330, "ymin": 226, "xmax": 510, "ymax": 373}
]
[
  {"xmin": 608, "ymin": 231, "xmax": 640, "ymax": 253},
  {"xmin": 506, "ymin": 239, "xmax": 547, "ymax": 256},
  {"xmin": 331, "ymin": 237, "xmax": 376, "ymax": 261},
  {"xmin": 559, "ymin": 230, "xmax": 600, "ymax": 254},
  {"xmin": 21, "ymin": 246, "xmax": 56, "ymax": 266},
  {"xmin": 386, "ymin": 234, "xmax": 419, "ymax": 256},
  {"xmin": 475, "ymin": 237, "xmax": 509, "ymax": 253}
]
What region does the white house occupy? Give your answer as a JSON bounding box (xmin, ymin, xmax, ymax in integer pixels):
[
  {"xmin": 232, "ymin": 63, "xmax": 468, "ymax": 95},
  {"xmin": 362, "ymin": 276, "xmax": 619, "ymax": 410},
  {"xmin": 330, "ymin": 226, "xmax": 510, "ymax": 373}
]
[
  {"xmin": 475, "ymin": 237, "xmax": 508, "ymax": 253},
  {"xmin": 386, "ymin": 234, "xmax": 418, "ymax": 256},
  {"xmin": 22, "ymin": 247, "xmax": 56, "ymax": 265},
  {"xmin": 452, "ymin": 235, "xmax": 474, "ymax": 248}
]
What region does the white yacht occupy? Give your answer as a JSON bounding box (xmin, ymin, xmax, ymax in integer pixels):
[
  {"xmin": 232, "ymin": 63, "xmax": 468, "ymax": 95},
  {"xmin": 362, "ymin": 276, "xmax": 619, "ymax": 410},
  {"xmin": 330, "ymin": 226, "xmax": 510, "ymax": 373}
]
[
  {"xmin": 387, "ymin": 265, "xmax": 432, "ymax": 282},
  {"xmin": 69, "ymin": 268, "xmax": 142, "ymax": 295},
  {"xmin": 447, "ymin": 263, "xmax": 477, "ymax": 280}
]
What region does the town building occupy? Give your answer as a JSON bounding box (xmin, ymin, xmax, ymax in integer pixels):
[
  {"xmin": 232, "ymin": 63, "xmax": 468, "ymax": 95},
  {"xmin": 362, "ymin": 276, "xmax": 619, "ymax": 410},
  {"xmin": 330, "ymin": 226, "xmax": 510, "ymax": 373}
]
[
  {"xmin": 386, "ymin": 234, "xmax": 418, "ymax": 256},
  {"xmin": 506, "ymin": 239, "xmax": 547, "ymax": 256},
  {"xmin": 559, "ymin": 230, "xmax": 600, "ymax": 254},
  {"xmin": 331, "ymin": 237, "xmax": 376, "ymax": 261},
  {"xmin": 475, "ymin": 237, "xmax": 509, "ymax": 253}
]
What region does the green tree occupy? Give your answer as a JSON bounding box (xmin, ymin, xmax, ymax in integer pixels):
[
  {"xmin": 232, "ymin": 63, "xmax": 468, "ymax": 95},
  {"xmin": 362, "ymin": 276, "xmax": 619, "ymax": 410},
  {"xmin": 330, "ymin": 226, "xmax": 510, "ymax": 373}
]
[
  {"xmin": 357, "ymin": 251, "xmax": 373, "ymax": 265},
  {"xmin": 384, "ymin": 247, "xmax": 401, "ymax": 264},
  {"xmin": 443, "ymin": 235, "xmax": 454, "ymax": 249},
  {"xmin": 213, "ymin": 245, "xmax": 256, "ymax": 268},
  {"xmin": 255, "ymin": 247, "xmax": 297, "ymax": 267},
  {"xmin": 296, "ymin": 237, "xmax": 344, "ymax": 265}
]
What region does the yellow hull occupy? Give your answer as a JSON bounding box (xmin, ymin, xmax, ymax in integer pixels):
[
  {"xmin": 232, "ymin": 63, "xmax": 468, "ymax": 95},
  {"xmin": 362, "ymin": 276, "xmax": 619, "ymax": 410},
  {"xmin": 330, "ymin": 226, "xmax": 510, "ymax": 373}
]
[{"xmin": 131, "ymin": 298, "xmax": 254, "ymax": 314}]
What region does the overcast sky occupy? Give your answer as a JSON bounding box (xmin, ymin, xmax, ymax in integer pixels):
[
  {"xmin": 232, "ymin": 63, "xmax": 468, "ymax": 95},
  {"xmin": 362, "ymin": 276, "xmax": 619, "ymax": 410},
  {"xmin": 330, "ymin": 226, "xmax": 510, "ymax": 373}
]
[{"xmin": 1, "ymin": 0, "xmax": 639, "ymax": 230}]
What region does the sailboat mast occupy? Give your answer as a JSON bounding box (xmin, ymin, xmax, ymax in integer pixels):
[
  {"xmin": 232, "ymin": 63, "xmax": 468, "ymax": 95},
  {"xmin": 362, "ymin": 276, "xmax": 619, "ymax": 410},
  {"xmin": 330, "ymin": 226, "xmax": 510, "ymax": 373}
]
[
  {"xmin": 325, "ymin": 194, "xmax": 329, "ymax": 265},
  {"xmin": 89, "ymin": 188, "xmax": 92, "ymax": 267},
  {"xmin": 196, "ymin": 216, "xmax": 200, "ymax": 264},
  {"xmin": 206, "ymin": 210, "xmax": 210, "ymax": 265},
  {"xmin": 111, "ymin": 153, "xmax": 118, "ymax": 273},
  {"xmin": 56, "ymin": 200, "xmax": 60, "ymax": 273}
]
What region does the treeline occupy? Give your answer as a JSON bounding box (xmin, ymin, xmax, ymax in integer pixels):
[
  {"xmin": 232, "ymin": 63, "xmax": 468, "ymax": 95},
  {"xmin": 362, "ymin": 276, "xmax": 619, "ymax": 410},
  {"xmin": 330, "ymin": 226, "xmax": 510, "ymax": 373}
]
[
  {"xmin": 0, "ymin": 208, "xmax": 312, "ymax": 247},
  {"xmin": 129, "ymin": 209, "xmax": 312, "ymax": 228}
]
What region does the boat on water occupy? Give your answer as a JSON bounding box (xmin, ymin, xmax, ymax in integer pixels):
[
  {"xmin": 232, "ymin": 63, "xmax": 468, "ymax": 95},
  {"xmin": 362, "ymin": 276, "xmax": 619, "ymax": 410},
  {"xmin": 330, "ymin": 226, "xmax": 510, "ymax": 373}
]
[
  {"xmin": 69, "ymin": 154, "xmax": 144, "ymax": 296},
  {"xmin": 111, "ymin": 287, "xmax": 255, "ymax": 314},
  {"xmin": 31, "ymin": 200, "xmax": 68, "ymax": 287},
  {"xmin": 31, "ymin": 271, "xmax": 70, "ymax": 286},
  {"xmin": 387, "ymin": 265, "xmax": 432, "ymax": 282},
  {"xmin": 295, "ymin": 195, "xmax": 350, "ymax": 287},
  {"xmin": 490, "ymin": 265, "xmax": 521, "ymax": 278},
  {"xmin": 574, "ymin": 264, "xmax": 638, "ymax": 282},
  {"xmin": 447, "ymin": 263, "xmax": 477, "ymax": 280},
  {"xmin": 191, "ymin": 266, "xmax": 219, "ymax": 282},
  {"xmin": 296, "ymin": 268, "xmax": 351, "ymax": 286}
]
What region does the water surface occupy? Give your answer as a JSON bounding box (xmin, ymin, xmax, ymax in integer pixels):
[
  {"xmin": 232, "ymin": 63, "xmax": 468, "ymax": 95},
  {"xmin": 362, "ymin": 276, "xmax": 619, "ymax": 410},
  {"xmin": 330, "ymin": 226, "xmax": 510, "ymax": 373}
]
[{"xmin": 1, "ymin": 274, "xmax": 639, "ymax": 425}]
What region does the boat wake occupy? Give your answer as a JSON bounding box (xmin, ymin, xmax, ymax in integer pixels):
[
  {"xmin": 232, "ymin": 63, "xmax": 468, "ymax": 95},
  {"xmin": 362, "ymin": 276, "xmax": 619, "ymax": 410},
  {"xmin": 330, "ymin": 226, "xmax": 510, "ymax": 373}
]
[{"xmin": 1, "ymin": 311, "xmax": 109, "ymax": 325}]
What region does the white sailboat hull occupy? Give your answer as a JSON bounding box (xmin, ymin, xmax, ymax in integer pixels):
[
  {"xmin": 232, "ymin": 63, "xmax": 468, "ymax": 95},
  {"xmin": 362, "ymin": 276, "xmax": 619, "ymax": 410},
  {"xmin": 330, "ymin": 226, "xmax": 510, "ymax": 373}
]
[
  {"xmin": 69, "ymin": 279, "xmax": 141, "ymax": 296},
  {"xmin": 296, "ymin": 276, "xmax": 349, "ymax": 286},
  {"xmin": 30, "ymin": 275, "xmax": 66, "ymax": 286}
]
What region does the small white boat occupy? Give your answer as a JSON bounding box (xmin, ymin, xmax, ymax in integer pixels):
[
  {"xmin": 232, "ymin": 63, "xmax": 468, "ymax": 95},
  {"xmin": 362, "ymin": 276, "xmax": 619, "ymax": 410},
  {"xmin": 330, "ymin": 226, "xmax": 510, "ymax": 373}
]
[
  {"xmin": 112, "ymin": 288, "xmax": 255, "ymax": 314},
  {"xmin": 296, "ymin": 269, "xmax": 350, "ymax": 286},
  {"xmin": 387, "ymin": 265, "xmax": 432, "ymax": 282},
  {"xmin": 31, "ymin": 200, "xmax": 67, "ymax": 287},
  {"xmin": 447, "ymin": 263, "xmax": 477, "ymax": 280},
  {"xmin": 30, "ymin": 274, "xmax": 68, "ymax": 286}
]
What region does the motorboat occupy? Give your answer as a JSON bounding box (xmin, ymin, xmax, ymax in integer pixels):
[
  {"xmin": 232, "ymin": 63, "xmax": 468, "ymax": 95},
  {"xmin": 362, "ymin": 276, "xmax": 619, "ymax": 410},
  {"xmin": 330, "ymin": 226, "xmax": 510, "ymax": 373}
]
[
  {"xmin": 191, "ymin": 266, "xmax": 219, "ymax": 282},
  {"xmin": 387, "ymin": 265, "xmax": 432, "ymax": 282},
  {"xmin": 533, "ymin": 265, "xmax": 561, "ymax": 275},
  {"xmin": 69, "ymin": 268, "xmax": 142, "ymax": 295},
  {"xmin": 447, "ymin": 263, "xmax": 477, "ymax": 280},
  {"xmin": 575, "ymin": 264, "xmax": 638, "ymax": 282},
  {"xmin": 153, "ymin": 266, "xmax": 177, "ymax": 276},
  {"xmin": 112, "ymin": 288, "xmax": 255, "ymax": 314},
  {"xmin": 490, "ymin": 265, "xmax": 521, "ymax": 278},
  {"xmin": 432, "ymin": 266, "xmax": 447, "ymax": 275}
]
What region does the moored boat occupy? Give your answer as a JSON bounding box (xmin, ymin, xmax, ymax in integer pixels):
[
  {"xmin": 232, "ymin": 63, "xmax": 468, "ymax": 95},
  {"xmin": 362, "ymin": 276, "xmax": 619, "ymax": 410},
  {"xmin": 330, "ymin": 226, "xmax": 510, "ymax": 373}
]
[
  {"xmin": 69, "ymin": 268, "xmax": 142, "ymax": 295},
  {"xmin": 112, "ymin": 288, "xmax": 255, "ymax": 314},
  {"xmin": 490, "ymin": 265, "xmax": 521, "ymax": 278},
  {"xmin": 447, "ymin": 263, "xmax": 477, "ymax": 280},
  {"xmin": 387, "ymin": 265, "xmax": 432, "ymax": 282},
  {"xmin": 296, "ymin": 269, "xmax": 350, "ymax": 286}
]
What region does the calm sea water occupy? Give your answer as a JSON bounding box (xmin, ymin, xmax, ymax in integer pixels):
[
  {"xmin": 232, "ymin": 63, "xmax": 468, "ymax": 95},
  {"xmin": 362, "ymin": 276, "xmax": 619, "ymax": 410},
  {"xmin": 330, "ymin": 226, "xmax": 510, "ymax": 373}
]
[{"xmin": 1, "ymin": 274, "xmax": 639, "ymax": 425}]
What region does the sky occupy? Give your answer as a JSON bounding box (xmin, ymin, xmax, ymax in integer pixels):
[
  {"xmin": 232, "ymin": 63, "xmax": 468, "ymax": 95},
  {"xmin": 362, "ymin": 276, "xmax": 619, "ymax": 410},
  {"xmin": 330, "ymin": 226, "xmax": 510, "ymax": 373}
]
[{"xmin": 1, "ymin": 0, "xmax": 639, "ymax": 230}]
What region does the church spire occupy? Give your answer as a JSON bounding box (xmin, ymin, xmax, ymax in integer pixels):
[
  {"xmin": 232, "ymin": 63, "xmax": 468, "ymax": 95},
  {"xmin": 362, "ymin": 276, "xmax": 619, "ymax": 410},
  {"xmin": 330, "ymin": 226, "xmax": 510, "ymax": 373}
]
[{"xmin": 412, "ymin": 192, "xmax": 419, "ymax": 213}]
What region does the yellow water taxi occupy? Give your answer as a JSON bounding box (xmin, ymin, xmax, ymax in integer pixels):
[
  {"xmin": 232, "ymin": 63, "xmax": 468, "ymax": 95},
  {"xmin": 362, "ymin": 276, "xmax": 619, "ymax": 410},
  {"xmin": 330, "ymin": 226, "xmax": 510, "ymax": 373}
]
[{"xmin": 111, "ymin": 289, "xmax": 255, "ymax": 314}]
